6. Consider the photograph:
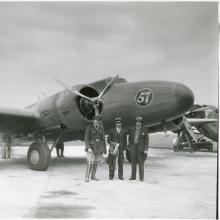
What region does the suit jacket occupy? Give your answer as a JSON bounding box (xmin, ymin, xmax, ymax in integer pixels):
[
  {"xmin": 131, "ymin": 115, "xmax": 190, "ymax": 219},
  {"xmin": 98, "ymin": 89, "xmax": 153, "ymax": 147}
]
[
  {"xmin": 107, "ymin": 127, "xmax": 127, "ymax": 153},
  {"xmin": 84, "ymin": 124, "xmax": 107, "ymax": 154},
  {"xmin": 128, "ymin": 126, "xmax": 149, "ymax": 153}
]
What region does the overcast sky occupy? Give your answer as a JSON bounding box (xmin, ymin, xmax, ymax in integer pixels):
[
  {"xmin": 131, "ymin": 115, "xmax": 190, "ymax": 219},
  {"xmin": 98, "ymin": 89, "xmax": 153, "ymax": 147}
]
[{"xmin": 0, "ymin": 2, "xmax": 218, "ymax": 108}]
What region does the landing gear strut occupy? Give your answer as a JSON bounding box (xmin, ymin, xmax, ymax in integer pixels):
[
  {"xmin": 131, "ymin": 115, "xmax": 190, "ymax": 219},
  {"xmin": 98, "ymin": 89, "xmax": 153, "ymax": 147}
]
[{"xmin": 27, "ymin": 132, "xmax": 63, "ymax": 171}]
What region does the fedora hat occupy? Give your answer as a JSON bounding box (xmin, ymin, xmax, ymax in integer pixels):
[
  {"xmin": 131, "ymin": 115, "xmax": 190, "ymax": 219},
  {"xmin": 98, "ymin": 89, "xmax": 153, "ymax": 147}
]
[
  {"xmin": 135, "ymin": 116, "xmax": 143, "ymax": 122},
  {"xmin": 114, "ymin": 117, "xmax": 122, "ymax": 123}
]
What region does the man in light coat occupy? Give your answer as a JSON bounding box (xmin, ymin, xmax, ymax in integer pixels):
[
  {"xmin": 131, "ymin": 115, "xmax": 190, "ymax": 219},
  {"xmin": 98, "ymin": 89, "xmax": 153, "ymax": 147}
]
[{"xmin": 84, "ymin": 115, "xmax": 106, "ymax": 182}]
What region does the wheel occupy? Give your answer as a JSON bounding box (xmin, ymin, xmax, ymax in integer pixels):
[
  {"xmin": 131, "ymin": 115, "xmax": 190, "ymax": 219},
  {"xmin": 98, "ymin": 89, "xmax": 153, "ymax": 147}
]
[
  {"xmin": 126, "ymin": 149, "xmax": 147, "ymax": 163},
  {"xmin": 27, "ymin": 142, "xmax": 51, "ymax": 171}
]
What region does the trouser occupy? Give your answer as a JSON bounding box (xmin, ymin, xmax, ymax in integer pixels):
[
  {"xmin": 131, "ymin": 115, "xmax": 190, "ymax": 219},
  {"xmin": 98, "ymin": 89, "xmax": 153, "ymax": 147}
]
[
  {"xmin": 85, "ymin": 152, "xmax": 102, "ymax": 181},
  {"xmin": 56, "ymin": 146, "xmax": 64, "ymax": 157},
  {"xmin": 1, "ymin": 143, "xmax": 11, "ymax": 159},
  {"xmin": 85, "ymin": 161, "xmax": 92, "ymax": 181},
  {"xmin": 85, "ymin": 162, "xmax": 98, "ymax": 181},
  {"xmin": 108, "ymin": 153, "xmax": 124, "ymax": 179},
  {"xmin": 91, "ymin": 163, "xmax": 97, "ymax": 178},
  {"xmin": 130, "ymin": 145, "xmax": 145, "ymax": 180}
]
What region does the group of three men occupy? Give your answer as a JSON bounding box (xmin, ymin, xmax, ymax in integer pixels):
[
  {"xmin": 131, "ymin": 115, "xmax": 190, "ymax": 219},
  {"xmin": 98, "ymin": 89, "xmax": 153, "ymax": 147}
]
[{"xmin": 84, "ymin": 115, "xmax": 149, "ymax": 182}]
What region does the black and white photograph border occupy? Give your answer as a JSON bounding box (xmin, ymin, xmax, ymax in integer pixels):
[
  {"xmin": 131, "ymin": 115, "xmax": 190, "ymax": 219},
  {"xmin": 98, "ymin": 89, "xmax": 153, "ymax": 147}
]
[{"xmin": 0, "ymin": 1, "xmax": 218, "ymax": 219}]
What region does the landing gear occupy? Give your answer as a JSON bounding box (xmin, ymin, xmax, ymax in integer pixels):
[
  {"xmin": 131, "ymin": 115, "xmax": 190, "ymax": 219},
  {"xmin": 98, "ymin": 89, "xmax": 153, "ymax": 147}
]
[
  {"xmin": 27, "ymin": 142, "xmax": 51, "ymax": 171},
  {"xmin": 27, "ymin": 132, "xmax": 63, "ymax": 171}
]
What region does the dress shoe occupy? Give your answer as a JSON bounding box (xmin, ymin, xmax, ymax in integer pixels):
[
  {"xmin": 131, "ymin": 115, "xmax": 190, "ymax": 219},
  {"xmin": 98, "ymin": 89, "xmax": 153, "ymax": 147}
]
[
  {"xmin": 91, "ymin": 177, "xmax": 99, "ymax": 181},
  {"xmin": 119, "ymin": 177, "xmax": 124, "ymax": 180},
  {"xmin": 109, "ymin": 177, "xmax": 113, "ymax": 180},
  {"xmin": 129, "ymin": 177, "xmax": 136, "ymax": 180},
  {"xmin": 140, "ymin": 179, "xmax": 144, "ymax": 182}
]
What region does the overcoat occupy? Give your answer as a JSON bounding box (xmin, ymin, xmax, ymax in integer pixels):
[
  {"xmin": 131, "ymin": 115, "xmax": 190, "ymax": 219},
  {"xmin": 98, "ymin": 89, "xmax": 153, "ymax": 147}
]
[{"xmin": 128, "ymin": 127, "xmax": 149, "ymax": 153}]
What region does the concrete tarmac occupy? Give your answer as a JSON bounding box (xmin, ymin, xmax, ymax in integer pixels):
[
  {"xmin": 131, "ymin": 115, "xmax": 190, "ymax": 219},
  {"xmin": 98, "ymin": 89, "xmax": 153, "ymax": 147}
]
[{"xmin": 0, "ymin": 146, "xmax": 217, "ymax": 218}]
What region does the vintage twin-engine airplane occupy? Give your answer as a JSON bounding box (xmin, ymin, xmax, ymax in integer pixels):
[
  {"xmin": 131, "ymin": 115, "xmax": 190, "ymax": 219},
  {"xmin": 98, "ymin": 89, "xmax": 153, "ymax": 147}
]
[{"xmin": 0, "ymin": 75, "xmax": 195, "ymax": 171}]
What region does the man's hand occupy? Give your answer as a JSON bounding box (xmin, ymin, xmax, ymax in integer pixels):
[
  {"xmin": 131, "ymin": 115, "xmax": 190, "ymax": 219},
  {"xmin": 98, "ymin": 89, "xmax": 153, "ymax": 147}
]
[
  {"xmin": 88, "ymin": 148, "xmax": 93, "ymax": 153},
  {"xmin": 144, "ymin": 150, "xmax": 148, "ymax": 155},
  {"xmin": 112, "ymin": 142, "xmax": 116, "ymax": 147}
]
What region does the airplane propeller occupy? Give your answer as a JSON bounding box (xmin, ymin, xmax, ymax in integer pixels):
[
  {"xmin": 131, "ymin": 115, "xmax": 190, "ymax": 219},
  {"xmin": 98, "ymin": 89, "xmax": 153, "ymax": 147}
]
[
  {"xmin": 96, "ymin": 74, "xmax": 119, "ymax": 100},
  {"xmin": 54, "ymin": 78, "xmax": 94, "ymax": 103},
  {"xmin": 54, "ymin": 74, "xmax": 119, "ymax": 117}
]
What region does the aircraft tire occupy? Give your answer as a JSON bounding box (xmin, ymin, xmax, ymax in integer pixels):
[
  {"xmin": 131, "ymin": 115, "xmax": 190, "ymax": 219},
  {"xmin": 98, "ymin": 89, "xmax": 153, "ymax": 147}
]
[{"xmin": 27, "ymin": 142, "xmax": 51, "ymax": 171}]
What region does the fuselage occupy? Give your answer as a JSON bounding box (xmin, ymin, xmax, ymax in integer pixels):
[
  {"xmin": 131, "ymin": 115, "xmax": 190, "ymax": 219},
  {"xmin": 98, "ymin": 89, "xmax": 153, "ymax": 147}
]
[{"xmin": 22, "ymin": 80, "xmax": 194, "ymax": 142}]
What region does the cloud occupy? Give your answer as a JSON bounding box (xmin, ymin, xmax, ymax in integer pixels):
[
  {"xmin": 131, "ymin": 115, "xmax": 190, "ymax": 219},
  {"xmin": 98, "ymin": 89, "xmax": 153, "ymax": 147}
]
[{"xmin": 0, "ymin": 2, "xmax": 217, "ymax": 107}]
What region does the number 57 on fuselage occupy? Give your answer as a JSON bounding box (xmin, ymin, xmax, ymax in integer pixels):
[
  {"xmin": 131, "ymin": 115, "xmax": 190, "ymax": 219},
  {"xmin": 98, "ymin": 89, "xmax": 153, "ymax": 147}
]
[{"xmin": 0, "ymin": 75, "xmax": 194, "ymax": 170}]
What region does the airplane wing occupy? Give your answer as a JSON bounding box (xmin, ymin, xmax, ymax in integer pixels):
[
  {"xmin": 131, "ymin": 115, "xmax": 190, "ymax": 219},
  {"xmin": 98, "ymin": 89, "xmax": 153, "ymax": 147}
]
[
  {"xmin": 187, "ymin": 118, "xmax": 217, "ymax": 125},
  {"xmin": 0, "ymin": 107, "xmax": 41, "ymax": 135}
]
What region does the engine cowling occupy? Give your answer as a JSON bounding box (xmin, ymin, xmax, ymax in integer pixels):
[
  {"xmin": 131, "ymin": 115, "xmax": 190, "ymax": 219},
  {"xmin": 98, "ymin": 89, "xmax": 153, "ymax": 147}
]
[
  {"xmin": 77, "ymin": 86, "xmax": 103, "ymax": 120},
  {"xmin": 165, "ymin": 117, "xmax": 183, "ymax": 131},
  {"xmin": 149, "ymin": 117, "xmax": 183, "ymax": 133},
  {"xmin": 37, "ymin": 85, "xmax": 103, "ymax": 130}
]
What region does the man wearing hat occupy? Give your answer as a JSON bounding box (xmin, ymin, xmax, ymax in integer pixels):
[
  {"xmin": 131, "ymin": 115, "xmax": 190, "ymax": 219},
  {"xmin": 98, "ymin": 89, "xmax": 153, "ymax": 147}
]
[
  {"xmin": 84, "ymin": 115, "xmax": 107, "ymax": 182},
  {"xmin": 107, "ymin": 117, "xmax": 127, "ymax": 180},
  {"xmin": 127, "ymin": 116, "xmax": 149, "ymax": 182}
]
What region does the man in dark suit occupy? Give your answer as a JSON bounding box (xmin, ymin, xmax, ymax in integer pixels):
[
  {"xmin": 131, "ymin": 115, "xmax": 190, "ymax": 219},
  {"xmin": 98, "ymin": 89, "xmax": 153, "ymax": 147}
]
[
  {"xmin": 55, "ymin": 141, "xmax": 64, "ymax": 158},
  {"xmin": 107, "ymin": 117, "xmax": 127, "ymax": 180},
  {"xmin": 84, "ymin": 115, "xmax": 106, "ymax": 182},
  {"xmin": 128, "ymin": 116, "xmax": 149, "ymax": 182}
]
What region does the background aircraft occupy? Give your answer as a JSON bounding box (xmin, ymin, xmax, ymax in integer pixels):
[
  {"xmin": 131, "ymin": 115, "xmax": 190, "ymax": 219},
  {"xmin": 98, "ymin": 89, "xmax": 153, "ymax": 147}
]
[
  {"xmin": 171, "ymin": 104, "xmax": 218, "ymax": 152},
  {"xmin": 0, "ymin": 76, "xmax": 194, "ymax": 171},
  {"xmin": 185, "ymin": 105, "xmax": 218, "ymax": 142}
]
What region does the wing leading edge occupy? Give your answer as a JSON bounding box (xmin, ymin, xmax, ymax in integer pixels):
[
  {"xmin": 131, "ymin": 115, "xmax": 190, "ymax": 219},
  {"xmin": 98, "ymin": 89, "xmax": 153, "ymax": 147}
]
[
  {"xmin": 187, "ymin": 118, "xmax": 217, "ymax": 125},
  {"xmin": 0, "ymin": 107, "xmax": 41, "ymax": 136}
]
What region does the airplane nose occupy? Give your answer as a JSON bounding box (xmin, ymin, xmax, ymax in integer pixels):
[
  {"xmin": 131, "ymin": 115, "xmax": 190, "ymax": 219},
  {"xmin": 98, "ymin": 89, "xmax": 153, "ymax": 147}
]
[{"xmin": 175, "ymin": 83, "xmax": 194, "ymax": 112}]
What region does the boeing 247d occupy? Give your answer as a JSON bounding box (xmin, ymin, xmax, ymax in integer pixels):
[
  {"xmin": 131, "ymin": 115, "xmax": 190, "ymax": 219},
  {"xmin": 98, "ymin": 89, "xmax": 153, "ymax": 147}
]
[{"xmin": 0, "ymin": 75, "xmax": 196, "ymax": 170}]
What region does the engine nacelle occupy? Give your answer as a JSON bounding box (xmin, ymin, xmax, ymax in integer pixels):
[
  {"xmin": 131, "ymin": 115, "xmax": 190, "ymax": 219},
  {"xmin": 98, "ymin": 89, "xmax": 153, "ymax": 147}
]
[
  {"xmin": 37, "ymin": 85, "xmax": 102, "ymax": 130},
  {"xmin": 149, "ymin": 117, "xmax": 183, "ymax": 133},
  {"xmin": 77, "ymin": 86, "xmax": 103, "ymax": 120},
  {"xmin": 164, "ymin": 117, "xmax": 183, "ymax": 131}
]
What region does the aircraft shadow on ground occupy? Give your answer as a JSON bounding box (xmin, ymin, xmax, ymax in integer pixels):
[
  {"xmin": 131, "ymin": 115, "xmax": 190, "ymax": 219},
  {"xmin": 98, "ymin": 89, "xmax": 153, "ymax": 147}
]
[
  {"xmin": 25, "ymin": 203, "xmax": 95, "ymax": 218},
  {"xmin": 0, "ymin": 157, "xmax": 87, "ymax": 170},
  {"xmin": 50, "ymin": 157, "xmax": 87, "ymax": 168}
]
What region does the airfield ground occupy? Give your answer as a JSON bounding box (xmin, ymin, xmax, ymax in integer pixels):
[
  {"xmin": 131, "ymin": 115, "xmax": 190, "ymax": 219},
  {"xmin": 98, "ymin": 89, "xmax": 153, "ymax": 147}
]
[{"xmin": 0, "ymin": 133, "xmax": 217, "ymax": 218}]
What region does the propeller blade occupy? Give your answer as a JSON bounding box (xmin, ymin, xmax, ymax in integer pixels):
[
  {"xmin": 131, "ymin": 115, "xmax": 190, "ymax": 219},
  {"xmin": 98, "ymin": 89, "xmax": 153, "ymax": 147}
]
[
  {"xmin": 97, "ymin": 74, "xmax": 119, "ymax": 100},
  {"xmin": 54, "ymin": 78, "xmax": 94, "ymax": 103}
]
